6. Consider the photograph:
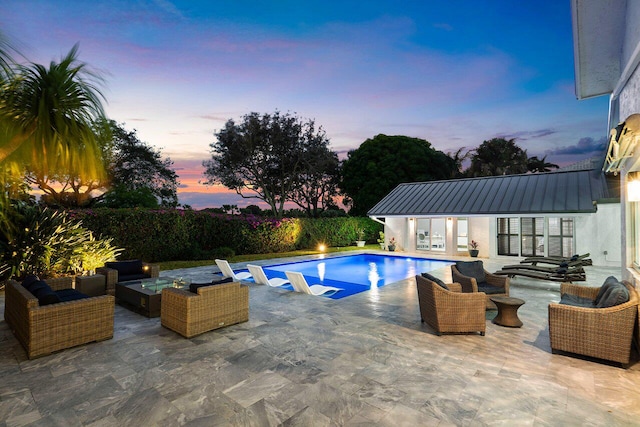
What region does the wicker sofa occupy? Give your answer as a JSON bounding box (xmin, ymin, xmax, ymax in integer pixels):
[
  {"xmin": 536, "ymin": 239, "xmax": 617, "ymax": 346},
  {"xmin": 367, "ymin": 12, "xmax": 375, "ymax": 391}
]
[
  {"xmin": 548, "ymin": 281, "xmax": 638, "ymax": 367},
  {"xmin": 451, "ymin": 261, "xmax": 510, "ymax": 309},
  {"xmin": 96, "ymin": 260, "xmax": 160, "ymax": 295},
  {"xmin": 416, "ymin": 274, "xmax": 486, "ymax": 336},
  {"xmin": 161, "ymin": 281, "xmax": 249, "ymax": 338},
  {"xmin": 4, "ymin": 277, "xmax": 115, "ymax": 359}
]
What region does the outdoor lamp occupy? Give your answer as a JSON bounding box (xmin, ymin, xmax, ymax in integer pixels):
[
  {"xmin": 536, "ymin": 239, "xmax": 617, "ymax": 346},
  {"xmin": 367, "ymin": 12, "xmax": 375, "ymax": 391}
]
[{"xmin": 628, "ymin": 172, "xmax": 640, "ymax": 202}]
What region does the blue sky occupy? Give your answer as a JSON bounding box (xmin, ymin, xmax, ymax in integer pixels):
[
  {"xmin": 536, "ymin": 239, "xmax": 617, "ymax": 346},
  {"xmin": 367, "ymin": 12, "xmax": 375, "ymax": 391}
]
[{"xmin": 1, "ymin": 0, "xmax": 609, "ymax": 209}]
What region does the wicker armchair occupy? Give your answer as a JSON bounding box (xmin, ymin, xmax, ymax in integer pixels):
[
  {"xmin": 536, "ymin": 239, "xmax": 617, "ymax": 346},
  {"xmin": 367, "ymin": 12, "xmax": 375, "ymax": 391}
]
[
  {"xmin": 96, "ymin": 260, "xmax": 160, "ymax": 296},
  {"xmin": 161, "ymin": 281, "xmax": 249, "ymax": 338},
  {"xmin": 451, "ymin": 262, "xmax": 510, "ymax": 309},
  {"xmin": 548, "ymin": 281, "xmax": 638, "ymax": 368},
  {"xmin": 4, "ymin": 277, "xmax": 115, "ymax": 359},
  {"xmin": 415, "ymin": 275, "xmax": 486, "ymax": 336}
]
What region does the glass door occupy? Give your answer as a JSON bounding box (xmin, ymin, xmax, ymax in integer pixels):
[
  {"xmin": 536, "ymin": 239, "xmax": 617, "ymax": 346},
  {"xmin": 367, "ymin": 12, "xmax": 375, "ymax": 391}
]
[{"xmin": 416, "ymin": 218, "xmax": 446, "ymax": 252}]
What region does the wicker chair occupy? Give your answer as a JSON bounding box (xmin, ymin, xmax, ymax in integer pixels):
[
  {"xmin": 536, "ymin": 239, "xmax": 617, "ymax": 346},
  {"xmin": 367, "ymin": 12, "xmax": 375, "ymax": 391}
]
[
  {"xmin": 451, "ymin": 262, "xmax": 510, "ymax": 309},
  {"xmin": 415, "ymin": 275, "xmax": 486, "ymax": 336},
  {"xmin": 4, "ymin": 277, "xmax": 115, "ymax": 359},
  {"xmin": 548, "ymin": 281, "xmax": 639, "ymax": 368},
  {"xmin": 160, "ymin": 281, "xmax": 249, "ymax": 338},
  {"xmin": 96, "ymin": 260, "xmax": 160, "ymax": 296}
]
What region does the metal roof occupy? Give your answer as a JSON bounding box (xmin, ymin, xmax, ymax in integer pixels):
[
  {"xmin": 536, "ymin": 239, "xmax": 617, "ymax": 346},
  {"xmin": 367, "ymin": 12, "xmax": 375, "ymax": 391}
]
[{"xmin": 368, "ymin": 169, "xmax": 614, "ymax": 217}]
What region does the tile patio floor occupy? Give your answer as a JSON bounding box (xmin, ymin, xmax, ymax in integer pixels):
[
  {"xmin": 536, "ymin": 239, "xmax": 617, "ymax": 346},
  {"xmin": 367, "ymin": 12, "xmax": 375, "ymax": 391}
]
[{"xmin": 1, "ymin": 253, "xmax": 640, "ymax": 426}]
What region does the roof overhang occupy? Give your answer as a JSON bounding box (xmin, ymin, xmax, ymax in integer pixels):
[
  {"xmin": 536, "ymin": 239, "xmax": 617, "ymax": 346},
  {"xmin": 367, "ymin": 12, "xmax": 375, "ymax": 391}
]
[{"xmin": 571, "ymin": 0, "xmax": 626, "ymax": 99}]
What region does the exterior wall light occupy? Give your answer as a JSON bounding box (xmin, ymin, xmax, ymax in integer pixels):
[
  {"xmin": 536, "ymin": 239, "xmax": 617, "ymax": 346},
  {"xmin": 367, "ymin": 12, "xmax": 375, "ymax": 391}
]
[{"xmin": 628, "ymin": 171, "xmax": 640, "ymax": 202}]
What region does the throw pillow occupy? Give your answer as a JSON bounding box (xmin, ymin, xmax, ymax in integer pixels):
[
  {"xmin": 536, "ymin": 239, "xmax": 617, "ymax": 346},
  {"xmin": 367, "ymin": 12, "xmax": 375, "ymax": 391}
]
[
  {"xmin": 595, "ymin": 276, "xmax": 620, "ymax": 305},
  {"xmin": 29, "ymin": 280, "xmax": 61, "ymax": 305},
  {"xmin": 455, "ymin": 261, "xmax": 486, "ymax": 283},
  {"xmin": 596, "ymin": 282, "xmax": 629, "ymax": 308},
  {"xmin": 21, "ymin": 274, "xmax": 40, "ymax": 292},
  {"xmin": 420, "ymin": 272, "xmax": 449, "ymax": 290}
]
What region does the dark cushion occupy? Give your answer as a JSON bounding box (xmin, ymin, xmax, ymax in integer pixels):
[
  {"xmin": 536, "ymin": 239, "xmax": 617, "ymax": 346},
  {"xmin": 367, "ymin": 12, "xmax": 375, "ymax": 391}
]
[
  {"xmin": 118, "ymin": 273, "xmax": 149, "ymax": 283},
  {"xmin": 189, "ymin": 277, "xmax": 233, "ymax": 293},
  {"xmin": 477, "ymin": 282, "xmax": 504, "ymax": 295},
  {"xmin": 106, "ymin": 260, "xmax": 144, "ymax": 276},
  {"xmin": 420, "ymin": 272, "xmax": 448, "ymax": 290},
  {"xmin": 21, "ymin": 274, "xmax": 41, "ymax": 291},
  {"xmin": 455, "ymin": 261, "xmax": 486, "ymax": 283},
  {"xmin": 559, "ymin": 294, "xmax": 596, "ymax": 308},
  {"xmin": 28, "ymin": 280, "xmax": 61, "ymax": 306},
  {"xmin": 55, "ymin": 289, "xmax": 90, "ymax": 302},
  {"xmin": 596, "ymin": 282, "xmax": 629, "ymax": 308},
  {"xmin": 594, "ymin": 276, "xmax": 619, "ymax": 305}
]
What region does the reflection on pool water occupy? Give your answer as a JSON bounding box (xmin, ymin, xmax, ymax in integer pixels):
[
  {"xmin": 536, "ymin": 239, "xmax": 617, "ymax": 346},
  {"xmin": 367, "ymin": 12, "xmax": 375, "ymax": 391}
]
[{"xmin": 261, "ymin": 254, "xmax": 454, "ymax": 299}]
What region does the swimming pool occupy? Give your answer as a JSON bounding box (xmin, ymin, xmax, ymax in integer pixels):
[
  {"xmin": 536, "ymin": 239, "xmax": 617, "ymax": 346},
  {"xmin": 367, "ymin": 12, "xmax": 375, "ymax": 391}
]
[{"xmin": 258, "ymin": 254, "xmax": 453, "ymax": 299}]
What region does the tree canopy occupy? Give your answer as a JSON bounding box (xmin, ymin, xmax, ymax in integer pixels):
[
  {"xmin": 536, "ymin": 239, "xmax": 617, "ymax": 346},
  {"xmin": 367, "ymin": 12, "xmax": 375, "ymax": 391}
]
[
  {"xmin": 339, "ymin": 134, "xmax": 457, "ymax": 216},
  {"xmin": 203, "ymin": 111, "xmax": 339, "ymax": 217},
  {"xmin": 467, "ymin": 137, "xmax": 529, "ymax": 177}
]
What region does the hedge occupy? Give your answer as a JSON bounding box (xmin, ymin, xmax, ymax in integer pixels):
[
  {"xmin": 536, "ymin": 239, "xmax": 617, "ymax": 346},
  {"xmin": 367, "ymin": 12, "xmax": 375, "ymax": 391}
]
[{"xmin": 70, "ymin": 208, "xmax": 382, "ymax": 262}]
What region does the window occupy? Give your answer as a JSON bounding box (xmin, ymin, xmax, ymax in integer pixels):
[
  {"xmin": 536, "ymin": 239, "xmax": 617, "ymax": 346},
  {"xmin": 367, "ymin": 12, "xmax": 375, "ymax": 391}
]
[
  {"xmin": 457, "ymin": 218, "xmax": 468, "ymax": 251},
  {"xmin": 416, "ymin": 218, "xmax": 446, "ymax": 252},
  {"xmin": 548, "ymin": 218, "xmax": 574, "ymax": 257},
  {"xmin": 497, "ymin": 218, "xmax": 519, "ymax": 256},
  {"xmin": 521, "ymin": 217, "xmax": 544, "ymax": 257}
]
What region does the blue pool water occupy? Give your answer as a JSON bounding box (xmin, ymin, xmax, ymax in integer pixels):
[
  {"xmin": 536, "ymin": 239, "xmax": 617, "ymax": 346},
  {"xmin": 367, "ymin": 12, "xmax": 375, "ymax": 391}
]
[{"xmin": 256, "ymin": 254, "xmax": 453, "ymax": 299}]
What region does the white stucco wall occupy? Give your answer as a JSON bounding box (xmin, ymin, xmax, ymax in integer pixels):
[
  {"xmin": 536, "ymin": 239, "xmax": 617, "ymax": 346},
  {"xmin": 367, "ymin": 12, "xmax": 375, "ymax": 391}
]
[
  {"xmin": 575, "ymin": 203, "xmax": 622, "ymax": 267},
  {"xmin": 382, "ymin": 211, "xmax": 619, "ymax": 267}
]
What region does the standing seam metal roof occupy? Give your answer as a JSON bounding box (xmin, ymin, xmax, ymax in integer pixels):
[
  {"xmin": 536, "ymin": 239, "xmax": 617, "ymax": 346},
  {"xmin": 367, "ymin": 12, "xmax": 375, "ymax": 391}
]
[{"xmin": 367, "ymin": 169, "xmax": 612, "ymax": 217}]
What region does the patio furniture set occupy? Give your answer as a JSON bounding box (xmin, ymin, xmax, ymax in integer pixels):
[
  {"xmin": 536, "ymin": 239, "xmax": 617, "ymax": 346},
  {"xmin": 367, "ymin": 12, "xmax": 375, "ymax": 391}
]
[
  {"xmin": 4, "ymin": 259, "xmax": 249, "ymax": 359},
  {"xmin": 418, "ymin": 258, "xmax": 640, "ymax": 368},
  {"xmin": 4, "ymin": 256, "xmax": 638, "ymax": 368}
]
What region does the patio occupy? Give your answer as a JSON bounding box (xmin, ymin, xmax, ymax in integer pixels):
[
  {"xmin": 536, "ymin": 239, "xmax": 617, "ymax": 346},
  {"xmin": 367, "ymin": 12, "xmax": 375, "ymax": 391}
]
[{"xmin": 1, "ymin": 255, "xmax": 639, "ymax": 426}]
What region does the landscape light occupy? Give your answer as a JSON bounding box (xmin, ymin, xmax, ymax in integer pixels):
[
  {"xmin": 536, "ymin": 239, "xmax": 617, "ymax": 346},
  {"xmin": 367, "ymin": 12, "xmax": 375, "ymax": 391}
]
[{"xmin": 318, "ymin": 243, "xmax": 326, "ymax": 252}]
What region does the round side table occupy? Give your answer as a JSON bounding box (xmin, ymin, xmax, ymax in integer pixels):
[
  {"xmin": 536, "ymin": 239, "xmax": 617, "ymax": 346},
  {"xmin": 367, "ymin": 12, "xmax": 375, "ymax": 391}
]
[{"xmin": 490, "ymin": 296, "xmax": 525, "ymax": 328}]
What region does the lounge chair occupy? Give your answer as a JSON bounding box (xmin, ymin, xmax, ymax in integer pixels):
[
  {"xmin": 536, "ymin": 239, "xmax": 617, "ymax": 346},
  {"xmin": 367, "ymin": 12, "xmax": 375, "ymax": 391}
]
[
  {"xmin": 215, "ymin": 259, "xmax": 252, "ymax": 281},
  {"xmin": 493, "ymin": 267, "xmax": 586, "ymax": 282},
  {"xmin": 247, "ymin": 264, "xmax": 290, "ymax": 287},
  {"xmin": 284, "ymin": 271, "xmax": 342, "ymax": 296},
  {"xmin": 521, "ymin": 253, "xmax": 592, "ymax": 267},
  {"xmin": 500, "ymin": 263, "xmax": 585, "ymax": 274}
]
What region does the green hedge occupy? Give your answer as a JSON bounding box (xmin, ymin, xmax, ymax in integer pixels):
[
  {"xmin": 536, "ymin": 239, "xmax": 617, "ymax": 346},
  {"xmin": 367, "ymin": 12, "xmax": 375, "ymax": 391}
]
[{"xmin": 70, "ymin": 208, "xmax": 382, "ymax": 262}]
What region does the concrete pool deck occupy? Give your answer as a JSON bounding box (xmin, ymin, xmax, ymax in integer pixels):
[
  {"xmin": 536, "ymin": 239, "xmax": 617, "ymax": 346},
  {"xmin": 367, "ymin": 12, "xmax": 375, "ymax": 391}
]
[{"xmin": 1, "ymin": 253, "xmax": 639, "ymax": 425}]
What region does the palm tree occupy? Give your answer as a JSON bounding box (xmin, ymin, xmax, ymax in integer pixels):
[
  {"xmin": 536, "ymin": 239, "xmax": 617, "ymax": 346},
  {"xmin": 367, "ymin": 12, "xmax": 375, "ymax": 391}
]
[
  {"xmin": 527, "ymin": 155, "xmax": 559, "ymax": 173},
  {"xmin": 0, "ymin": 44, "xmax": 107, "ymax": 181}
]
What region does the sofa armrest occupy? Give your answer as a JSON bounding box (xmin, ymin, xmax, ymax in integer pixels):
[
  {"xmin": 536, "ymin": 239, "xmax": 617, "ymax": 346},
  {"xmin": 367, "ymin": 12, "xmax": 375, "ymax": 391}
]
[
  {"xmin": 560, "ymin": 282, "xmax": 599, "ymax": 300},
  {"xmin": 448, "ymin": 282, "xmax": 462, "ymax": 293},
  {"xmin": 486, "ymin": 271, "xmax": 509, "ymax": 293},
  {"xmin": 451, "ymin": 266, "xmax": 478, "ymax": 293}
]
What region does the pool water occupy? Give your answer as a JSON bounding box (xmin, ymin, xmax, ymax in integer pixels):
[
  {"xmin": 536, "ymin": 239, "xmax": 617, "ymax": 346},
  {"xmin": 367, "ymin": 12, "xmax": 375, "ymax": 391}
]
[{"xmin": 258, "ymin": 254, "xmax": 453, "ymax": 299}]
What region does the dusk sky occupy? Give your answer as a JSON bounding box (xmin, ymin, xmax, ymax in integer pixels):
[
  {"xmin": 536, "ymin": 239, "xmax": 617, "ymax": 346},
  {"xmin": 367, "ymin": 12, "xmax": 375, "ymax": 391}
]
[{"xmin": 2, "ymin": 1, "xmax": 610, "ymax": 209}]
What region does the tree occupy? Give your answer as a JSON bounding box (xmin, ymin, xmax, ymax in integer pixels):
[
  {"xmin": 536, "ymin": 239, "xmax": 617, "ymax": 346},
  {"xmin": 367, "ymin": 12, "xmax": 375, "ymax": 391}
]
[
  {"xmin": 104, "ymin": 120, "xmax": 179, "ymax": 207},
  {"xmin": 467, "ymin": 138, "xmax": 529, "ymax": 177},
  {"xmin": 339, "ymin": 134, "xmax": 457, "ymax": 216},
  {"xmin": 288, "ymin": 130, "xmax": 340, "ymax": 217},
  {"xmin": 203, "ymin": 111, "xmax": 336, "ymax": 218},
  {"xmin": 0, "ymin": 44, "xmax": 107, "ymax": 182},
  {"xmin": 527, "ymin": 155, "xmax": 559, "ymax": 173}
]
